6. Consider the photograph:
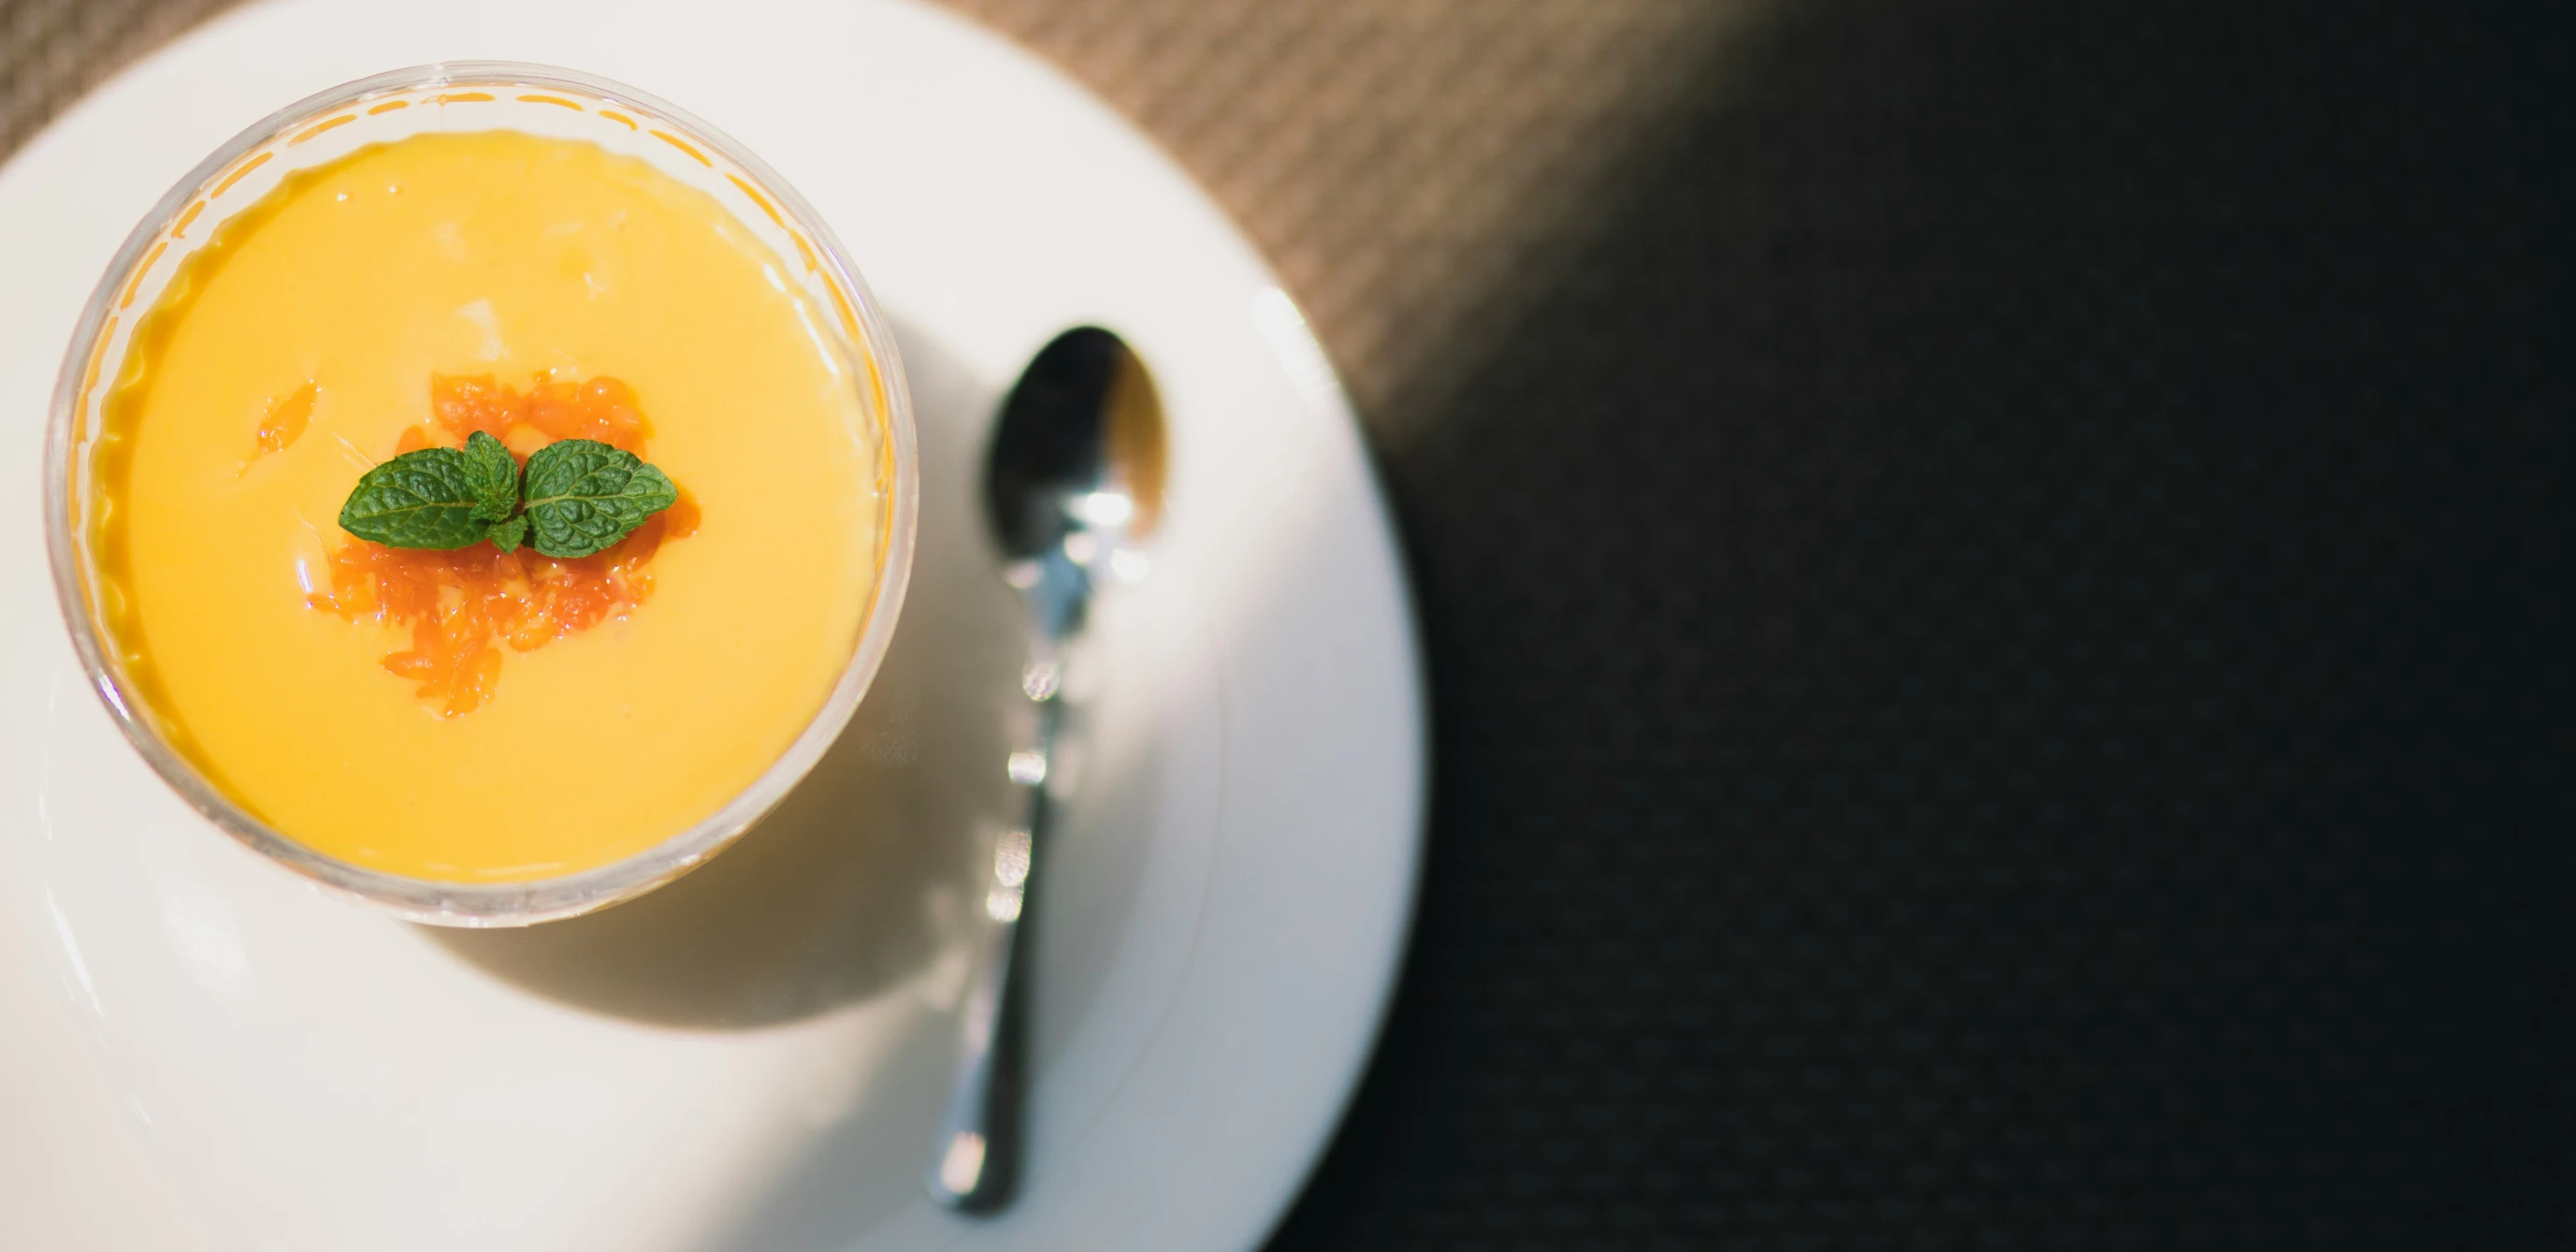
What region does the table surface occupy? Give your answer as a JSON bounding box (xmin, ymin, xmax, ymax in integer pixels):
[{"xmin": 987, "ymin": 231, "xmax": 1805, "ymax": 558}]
[{"xmin": 7, "ymin": 2, "xmax": 2567, "ymax": 1248}]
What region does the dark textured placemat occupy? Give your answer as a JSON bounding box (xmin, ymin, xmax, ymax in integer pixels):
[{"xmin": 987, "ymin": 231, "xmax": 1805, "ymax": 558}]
[
  {"xmin": 8, "ymin": 2, "xmax": 2569, "ymax": 1248},
  {"xmin": 962, "ymin": 6, "xmax": 2574, "ymax": 1249}
]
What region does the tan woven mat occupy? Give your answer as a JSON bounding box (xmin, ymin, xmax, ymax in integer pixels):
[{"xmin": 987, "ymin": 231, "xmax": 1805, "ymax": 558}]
[{"xmin": 0, "ymin": 0, "xmax": 1738, "ymax": 430}]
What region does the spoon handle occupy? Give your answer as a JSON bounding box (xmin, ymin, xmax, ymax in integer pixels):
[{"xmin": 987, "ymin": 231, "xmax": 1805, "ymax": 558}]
[{"xmin": 925, "ymin": 679, "xmax": 1061, "ymax": 1211}]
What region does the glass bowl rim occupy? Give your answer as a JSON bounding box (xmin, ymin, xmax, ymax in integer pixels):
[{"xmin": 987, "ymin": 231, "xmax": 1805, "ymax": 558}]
[{"xmin": 41, "ymin": 61, "xmax": 921, "ymax": 927}]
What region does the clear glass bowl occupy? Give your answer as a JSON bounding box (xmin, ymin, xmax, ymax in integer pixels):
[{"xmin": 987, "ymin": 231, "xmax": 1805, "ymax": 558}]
[{"xmin": 42, "ymin": 63, "xmax": 919, "ymax": 927}]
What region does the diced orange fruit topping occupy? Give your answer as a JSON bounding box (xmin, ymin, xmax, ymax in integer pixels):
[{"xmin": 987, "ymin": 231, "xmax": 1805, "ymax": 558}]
[
  {"xmin": 253, "ymin": 381, "xmax": 316, "ymax": 459},
  {"xmin": 427, "ymin": 371, "xmax": 649, "ymax": 454},
  {"xmin": 309, "ymin": 374, "xmax": 695, "ymax": 716}
]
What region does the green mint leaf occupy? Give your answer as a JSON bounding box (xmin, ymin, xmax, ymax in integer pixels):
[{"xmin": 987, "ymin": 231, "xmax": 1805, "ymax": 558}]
[
  {"xmin": 338, "ymin": 447, "xmax": 496, "ymax": 549},
  {"xmin": 461, "ymin": 430, "xmax": 521, "ymax": 523},
  {"xmin": 488, "ymin": 513, "xmax": 529, "ymax": 553},
  {"xmin": 520, "ymin": 438, "xmax": 679, "ymax": 559}
]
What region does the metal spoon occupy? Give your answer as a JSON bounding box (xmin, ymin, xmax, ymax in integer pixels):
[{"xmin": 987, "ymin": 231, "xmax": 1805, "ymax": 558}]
[{"xmin": 925, "ymin": 327, "xmax": 1166, "ymax": 1212}]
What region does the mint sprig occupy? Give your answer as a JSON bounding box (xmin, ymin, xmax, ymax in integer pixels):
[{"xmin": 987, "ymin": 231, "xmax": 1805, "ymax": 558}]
[
  {"xmin": 489, "ymin": 513, "xmax": 530, "ymax": 553},
  {"xmin": 338, "ymin": 431, "xmax": 517, "ymax": 550},
  {"xmin": 520, "ymin": 439, "xmax": 679, "ymax": 560},
  {"xmin": 460, "ymin": 430, "xmax": 519, "ymax": 524},
  {"xmin": 338, "ymin": 434, "xmax": 675, "ymax": 559}
]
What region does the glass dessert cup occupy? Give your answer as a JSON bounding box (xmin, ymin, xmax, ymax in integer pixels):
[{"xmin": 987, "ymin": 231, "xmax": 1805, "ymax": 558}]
[{"xmin": 43, "ymin": 64, "xmax": 919, "ymax": 927}]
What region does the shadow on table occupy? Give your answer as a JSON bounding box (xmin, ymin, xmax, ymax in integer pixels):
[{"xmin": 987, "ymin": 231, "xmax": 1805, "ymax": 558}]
[{"xmin": 1271, "ymin": 0, "xmax": 2565, "ymax": 1247}]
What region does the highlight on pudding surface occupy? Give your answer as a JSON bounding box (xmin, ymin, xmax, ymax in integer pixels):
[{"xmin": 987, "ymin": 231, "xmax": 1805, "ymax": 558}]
[{"xmin": 80, "ymin": 127, "xmax": 885, "ymax": 885}]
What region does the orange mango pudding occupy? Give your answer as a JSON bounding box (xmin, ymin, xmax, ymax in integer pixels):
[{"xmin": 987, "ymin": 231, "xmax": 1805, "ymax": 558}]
[{"xmin": 85, "ymin": 130, "xmax": 883, "ymax": 884}]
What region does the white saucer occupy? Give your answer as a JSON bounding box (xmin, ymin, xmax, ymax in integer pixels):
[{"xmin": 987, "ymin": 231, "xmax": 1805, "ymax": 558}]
[{"xmin": 0, "ymin": 3, "xmax": 1423, "ymax": 1248}]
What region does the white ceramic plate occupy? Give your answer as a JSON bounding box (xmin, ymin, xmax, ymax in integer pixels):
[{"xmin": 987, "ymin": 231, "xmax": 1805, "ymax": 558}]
[{"xmin": 0, "ymin": 2, "xmax": 1423, "ymax": 1248}]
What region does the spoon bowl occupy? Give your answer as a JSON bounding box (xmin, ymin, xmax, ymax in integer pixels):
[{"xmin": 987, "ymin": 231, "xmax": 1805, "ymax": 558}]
[{"xmin": 984, "ymin": 327, "xmax": 1165, "ymax": 563}]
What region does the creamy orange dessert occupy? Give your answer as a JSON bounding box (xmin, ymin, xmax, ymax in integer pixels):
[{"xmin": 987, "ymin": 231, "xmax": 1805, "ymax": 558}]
[{"xmin": 89, "ymin": 130, "xmax": 882, "ymax": 882}]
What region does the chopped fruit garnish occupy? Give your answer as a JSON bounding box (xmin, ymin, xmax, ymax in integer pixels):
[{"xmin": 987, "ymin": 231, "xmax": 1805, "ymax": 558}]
[
  {"xmin": 528, "ymin": 375, "xmax": 650, "ymax": 450},
  {"xmin": 428, "ymin": 371, "xmax": 648, "ymax": 454},
  {"xmin": 311, "ymin": 374, "xmax": 692, "ymax": 716},
  {"xmin": 427, "ymin": 373, "xmax": 523, "ymax": 445},
  {"xmin": 253, "ymin": 381, "xmax": 317, "ymax": 459}
]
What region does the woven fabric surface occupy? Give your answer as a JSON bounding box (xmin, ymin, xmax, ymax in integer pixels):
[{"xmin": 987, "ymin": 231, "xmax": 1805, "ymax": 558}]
[{"xmin": 7, "ymin": 2, "xmax": 2569, "ymax": 1249}]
